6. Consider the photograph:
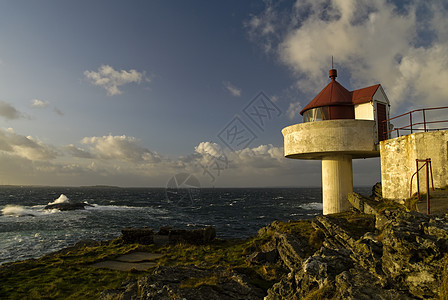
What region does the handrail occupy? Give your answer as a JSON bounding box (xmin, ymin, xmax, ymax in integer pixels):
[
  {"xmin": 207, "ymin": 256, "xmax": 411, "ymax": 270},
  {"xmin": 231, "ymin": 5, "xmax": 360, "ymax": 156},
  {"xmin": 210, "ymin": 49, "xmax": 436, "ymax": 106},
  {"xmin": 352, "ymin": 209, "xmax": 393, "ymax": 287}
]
[
  {"xmin": 409, "ymin": 159, "xmax": 434, "ymax": 214},
  {"xmin": 383, "ymin": 106, "xmax": 448, "ymax": 138}
]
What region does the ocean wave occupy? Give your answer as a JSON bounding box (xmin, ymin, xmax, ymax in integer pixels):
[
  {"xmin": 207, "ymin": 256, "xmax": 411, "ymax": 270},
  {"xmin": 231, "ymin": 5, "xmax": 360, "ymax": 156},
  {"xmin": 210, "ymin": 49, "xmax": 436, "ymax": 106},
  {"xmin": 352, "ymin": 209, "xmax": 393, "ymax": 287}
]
[
  {"xmin": 87, "ymin": 204, "xmax": 144, "ymax": 211},
  {"xmin": 88, "ymin": 204, "xmax": 167, "ymax": 214},
  {"xmin": 1, "ymin": 205, "xmax": 37, "ymax": 217},
  {"xmin": 1, "ymin": 205, "xmax": 61, "ymax": 217},
  {"xmin": 48, "ymin": 194, "xmax": 70, "ymax": 205},
  {"xmin": 299, "ymin": 202, "xmax": 323, "ymax": 210}
]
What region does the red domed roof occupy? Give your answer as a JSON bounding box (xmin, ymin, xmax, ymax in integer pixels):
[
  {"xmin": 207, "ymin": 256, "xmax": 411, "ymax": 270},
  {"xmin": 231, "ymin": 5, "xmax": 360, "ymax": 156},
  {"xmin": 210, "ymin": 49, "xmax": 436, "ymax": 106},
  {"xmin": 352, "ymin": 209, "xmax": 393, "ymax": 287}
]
[{"xmin": 300, "ymin": 69, "xmax": 380, "ymax": 115}]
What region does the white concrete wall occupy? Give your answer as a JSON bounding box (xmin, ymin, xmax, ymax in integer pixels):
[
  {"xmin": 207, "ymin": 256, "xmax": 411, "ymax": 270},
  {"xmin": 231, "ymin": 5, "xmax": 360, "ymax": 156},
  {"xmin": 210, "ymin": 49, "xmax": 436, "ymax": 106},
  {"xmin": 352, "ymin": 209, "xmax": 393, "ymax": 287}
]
[
  {"xmin": 380, "ymin": 130, "xmax": 448, "ymax": 201},
  {"xmin": 354, "ymin": 102, "xmax": 374, "ymax": 120},
  {"xmin": 282, "ymin": 119, "xmax": 379, "ymax": 160}
]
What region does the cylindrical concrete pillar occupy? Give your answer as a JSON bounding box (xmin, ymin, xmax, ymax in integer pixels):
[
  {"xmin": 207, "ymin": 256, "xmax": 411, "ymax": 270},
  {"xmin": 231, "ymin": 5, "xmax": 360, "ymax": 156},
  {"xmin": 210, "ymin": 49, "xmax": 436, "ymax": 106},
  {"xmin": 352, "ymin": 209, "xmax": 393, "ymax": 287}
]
[{"xmin": 322, "ymin": 155, "xmax": 353, "ymax": 214}]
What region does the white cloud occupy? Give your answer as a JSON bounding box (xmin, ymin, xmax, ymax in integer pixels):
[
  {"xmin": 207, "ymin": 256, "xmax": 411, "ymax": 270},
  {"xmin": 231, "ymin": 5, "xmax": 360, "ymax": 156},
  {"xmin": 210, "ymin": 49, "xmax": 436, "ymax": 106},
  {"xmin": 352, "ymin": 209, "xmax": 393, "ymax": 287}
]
[
  {"xmin": 84, "ymin": 65, "xmax": 146, "ymax": 96},
  {"xmin": 247, "ymin": 0, "xmax": 448, "ymax": 111},
  {"xmin": 65, "ymin": 144, "xmax": 94, "ymax": 159},
  {"xmin": 80, "ymin": 134, "xmax": 160, "ymax": 163},
  {"xmin": 223, "ymin": 81, "xmax": 242, "ymax": 97},
  {"xmin": 0, "ymin": 101, "xmax": 22, "ymax": 120},
  {"xmin": 195, "ymin": 142, "xmax": 224, "ymax": 158},
  {"xmin": 31, "ymin": 99, "xmax": 50, "ymax": 108},
  {"xmin": 0, "ymin": 128, "xmax": 57, "ymax": 160},
  {"xmin": 286, "ymin": 102, "xmax": 302, "ymax": 120}
]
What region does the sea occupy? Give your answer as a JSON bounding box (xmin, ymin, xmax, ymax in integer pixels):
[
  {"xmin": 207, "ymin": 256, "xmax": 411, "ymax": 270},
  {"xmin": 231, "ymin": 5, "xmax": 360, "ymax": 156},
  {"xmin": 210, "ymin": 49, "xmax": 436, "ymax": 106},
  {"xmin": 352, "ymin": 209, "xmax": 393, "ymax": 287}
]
[{"xmin": 0, "ymin": 186, "xmax": 372, "ymax": 265}]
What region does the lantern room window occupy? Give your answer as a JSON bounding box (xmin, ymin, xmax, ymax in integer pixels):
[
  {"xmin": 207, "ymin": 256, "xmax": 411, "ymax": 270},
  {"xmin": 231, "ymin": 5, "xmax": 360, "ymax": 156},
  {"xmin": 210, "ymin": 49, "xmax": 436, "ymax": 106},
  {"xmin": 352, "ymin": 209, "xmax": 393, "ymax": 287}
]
[{"xmin": 303, "ymin": 106, "xmax": 330, "ymax": 122}]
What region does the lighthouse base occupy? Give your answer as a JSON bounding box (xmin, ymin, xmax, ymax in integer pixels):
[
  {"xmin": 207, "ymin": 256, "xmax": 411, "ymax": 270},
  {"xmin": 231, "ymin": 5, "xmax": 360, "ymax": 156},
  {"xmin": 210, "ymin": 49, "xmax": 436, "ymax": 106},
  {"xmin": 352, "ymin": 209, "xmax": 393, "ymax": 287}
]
[{"xmin": 322, "ymin": 155, "xmax": 353, "ymax": 215}]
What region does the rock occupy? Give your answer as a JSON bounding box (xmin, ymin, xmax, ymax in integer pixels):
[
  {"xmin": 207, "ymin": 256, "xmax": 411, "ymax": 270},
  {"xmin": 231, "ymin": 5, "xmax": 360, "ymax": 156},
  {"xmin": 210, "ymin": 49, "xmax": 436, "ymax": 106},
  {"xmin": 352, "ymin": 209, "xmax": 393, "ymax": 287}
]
[
  {"xmin": 347, "ymin": 192, "xmax": 379, "ymax": 215},
  {"xmin": 44, "ymin": 202, "xmax": 94, "ymax": 211},
  {"xmin": 247, "ymin": 249, "xmax": 278, "ymax": 264},
  {"xmin": 266, "ymin": 208, "xmax": 448, "ymax": 299},
  {"xmin": 380, "ymin": 211, "xmax": 448, "ymax": 298},
  {"xmin": 121, "ymin": 227, "xmax": 154, "ymax": 245},
  {"xmin": 121, "ymin": 226, "xmax": 217, "ymax": 245},
  {"xmin": 100, "ymin": 265, "xmax": 265, "ymax": 300},
  {"xmin": 157, "ymin": 226, "xmax": 172, "ymax": 235},
  {"xmin": 371, "ymin": 182, "xmax": 382, "ymax": 201},
  {"xmin": 110, "ymin": 188, "xmax": 448, "ymax": 300},
  {"xmin": 274, "ymin": 232, "xmax": 310, "ymax": 271},
  {"xmin": 166, "ymin": 226, "xmax": 216, "ymax": 245}
]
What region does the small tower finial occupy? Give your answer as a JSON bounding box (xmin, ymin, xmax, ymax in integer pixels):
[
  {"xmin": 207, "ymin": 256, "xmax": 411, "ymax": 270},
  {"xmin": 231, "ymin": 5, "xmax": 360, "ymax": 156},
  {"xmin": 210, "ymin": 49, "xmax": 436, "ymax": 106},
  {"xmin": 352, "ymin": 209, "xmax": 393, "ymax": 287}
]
[{"xmin": 329, "ymin": 56, "xmax": 337, "ymax": 80}]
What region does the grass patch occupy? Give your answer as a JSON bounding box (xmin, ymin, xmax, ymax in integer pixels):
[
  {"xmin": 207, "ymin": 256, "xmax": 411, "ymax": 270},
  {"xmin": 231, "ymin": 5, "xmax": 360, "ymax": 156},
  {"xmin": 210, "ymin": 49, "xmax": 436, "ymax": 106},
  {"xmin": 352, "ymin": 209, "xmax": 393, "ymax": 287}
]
[
  {"xmin": 0, "ymin": 231, "xmax": 291, "ymax": 299},
  {"xmin": 154, "ymin": 235, "xmax": 289, "ymax": 291},
  {"xmin": 0, "ymin": 239, "xmax": 148, "ymax": 299},
  {"xmin": 376, "ymin": 198, "xmax": 406, "ymax": 212},
  {"xmin": 404, "ymin": 194, "xmax": 420, "ymax": 211},
  {"xmin": 0, "ymin": 220, "xmax": 323, "ymax": 298}
]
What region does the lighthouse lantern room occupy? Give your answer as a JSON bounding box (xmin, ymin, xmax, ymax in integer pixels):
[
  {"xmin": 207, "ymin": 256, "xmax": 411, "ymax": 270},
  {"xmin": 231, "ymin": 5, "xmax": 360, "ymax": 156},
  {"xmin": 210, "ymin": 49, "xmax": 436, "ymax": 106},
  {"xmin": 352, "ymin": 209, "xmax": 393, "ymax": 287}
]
[{"xmin": 282, "ymin": 69, "xmax": 390, "ymax": 214}]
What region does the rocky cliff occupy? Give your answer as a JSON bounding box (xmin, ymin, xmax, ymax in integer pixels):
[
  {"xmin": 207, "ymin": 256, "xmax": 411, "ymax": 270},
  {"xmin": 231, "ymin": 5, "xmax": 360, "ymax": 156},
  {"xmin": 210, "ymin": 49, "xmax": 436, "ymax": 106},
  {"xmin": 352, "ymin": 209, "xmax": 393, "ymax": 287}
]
[{"xmin": 103, "ymin": 189, "xmax": 448, "ymax": 299}]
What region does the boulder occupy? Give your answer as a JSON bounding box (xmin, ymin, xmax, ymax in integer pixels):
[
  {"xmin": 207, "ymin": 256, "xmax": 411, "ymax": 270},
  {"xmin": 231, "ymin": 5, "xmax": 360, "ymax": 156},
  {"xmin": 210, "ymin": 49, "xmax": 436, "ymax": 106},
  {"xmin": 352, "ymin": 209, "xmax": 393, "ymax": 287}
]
[
  {"xmin": 121, "ymin": 227, "xmax": 154, "ymax": 245},
  {"xmin": 167, "ymin": 226, "xmax": 216, "ymax": 245},
  {"xmin": 266, "ymin": 209, "xmax": 448, "ymax": 299},
  {"xmin": 370, "ymin": 182, "xmax": 382, "ymax": 201},
  {"xmin": 121, "ymin": 226, "xmax": 217, "ymax": 245},
  {"xmin": 44, "ymin": 202, "xmax": 93, "ymax": 211}
]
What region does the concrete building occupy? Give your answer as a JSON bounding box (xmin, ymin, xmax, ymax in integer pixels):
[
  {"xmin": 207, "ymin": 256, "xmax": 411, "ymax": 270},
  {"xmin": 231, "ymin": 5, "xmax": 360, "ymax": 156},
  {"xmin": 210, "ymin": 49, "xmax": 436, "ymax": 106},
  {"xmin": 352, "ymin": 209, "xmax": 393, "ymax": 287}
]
[
  {"xmin": 282, "ymin": 69, "xmax": 390, "ymax": 214},
  {"xmin": 380, "ymin": 121, "xmax": 448, "ymax": 202}
]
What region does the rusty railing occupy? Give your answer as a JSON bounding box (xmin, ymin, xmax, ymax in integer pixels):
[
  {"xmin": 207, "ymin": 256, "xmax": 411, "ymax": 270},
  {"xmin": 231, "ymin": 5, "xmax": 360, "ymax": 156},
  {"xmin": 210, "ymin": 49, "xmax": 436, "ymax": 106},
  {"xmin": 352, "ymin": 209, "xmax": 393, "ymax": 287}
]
[
  {"xmin": 409, "ymin": 159, "xmax": 434, "ymax": 214},
  {"xmin": 383, "ymin": 106, "xmax": 448, "ymax": 139}
]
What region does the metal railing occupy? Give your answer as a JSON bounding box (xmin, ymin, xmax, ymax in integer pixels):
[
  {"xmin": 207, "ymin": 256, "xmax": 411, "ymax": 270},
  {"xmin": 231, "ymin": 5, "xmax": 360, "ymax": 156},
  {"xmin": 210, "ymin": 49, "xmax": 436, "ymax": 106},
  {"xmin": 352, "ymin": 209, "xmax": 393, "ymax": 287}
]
[
  {"xmin": 383, "ymin": 106, "xmax": 448, "ymax": 138},
  {"xmin": 410, "ymin": 159, "xmax": 434, "ymax": 214}
]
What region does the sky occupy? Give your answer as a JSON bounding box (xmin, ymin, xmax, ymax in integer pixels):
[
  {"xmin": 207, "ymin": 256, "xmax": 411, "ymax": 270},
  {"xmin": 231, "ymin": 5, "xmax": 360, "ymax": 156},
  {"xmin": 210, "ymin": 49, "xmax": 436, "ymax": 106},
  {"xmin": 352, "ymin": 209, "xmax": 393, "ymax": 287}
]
[{"xmin": 0, "ymin": 0, "xmax": 446, "ymax": 187}]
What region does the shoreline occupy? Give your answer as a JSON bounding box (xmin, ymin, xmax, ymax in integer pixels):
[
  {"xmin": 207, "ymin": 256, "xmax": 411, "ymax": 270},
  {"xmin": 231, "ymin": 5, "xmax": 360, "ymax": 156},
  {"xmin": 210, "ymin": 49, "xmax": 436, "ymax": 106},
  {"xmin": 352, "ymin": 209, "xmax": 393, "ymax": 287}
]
[
  {"xmin": 1, "ymin": 189, "xmax": 448, "ymax": 298},
  {"xmin": 2, "ymin": 187, "xmax": 447, "ymax": 299},
  {"xmin": 0, "ymin": 187, "xmax": 335, "ymax": 266}
]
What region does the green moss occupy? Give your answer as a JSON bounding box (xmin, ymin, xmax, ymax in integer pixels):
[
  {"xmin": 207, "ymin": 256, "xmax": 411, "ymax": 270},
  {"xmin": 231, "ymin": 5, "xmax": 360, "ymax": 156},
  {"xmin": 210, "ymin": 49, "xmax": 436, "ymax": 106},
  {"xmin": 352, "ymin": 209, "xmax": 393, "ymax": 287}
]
[
  {"xmin": 0, "ymin": 232, "xmax": 291, "ymax": 299},
  {"xmin": 328, "ymin": 212, "xmax": 376, "ymax": 238},
  {"xmin": 179, "ymin": 274, "xmax": 220, "ymax": 288},
  {"xmin": 0, "ymin": 219, "xmax": 336, "ymax": 298},
  {"xmin": 404, "ymin": 194, "xmax": 420, "ymax": 211},
  {"xmin": 273, "ymin": 220, "xmax": 315, "ymax": 236},
  {"xmin": 308, "ymin": 229, "xmax": 325, "ymax": 250},
  {"xmin": 374, "ymin": 198, "xmax": 405, "ymax": 213},
  {"xmin": 0, "ymin": 240, "xmax": 149, "ymax": 299}
]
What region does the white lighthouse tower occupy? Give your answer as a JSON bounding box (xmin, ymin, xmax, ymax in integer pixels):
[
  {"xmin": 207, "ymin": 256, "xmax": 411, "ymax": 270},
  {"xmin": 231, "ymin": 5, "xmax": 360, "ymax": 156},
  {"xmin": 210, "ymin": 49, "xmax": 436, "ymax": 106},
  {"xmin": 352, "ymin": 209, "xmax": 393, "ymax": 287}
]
[{"xmin": 282, "ymin": 69, "xmax": 390, "ymax": 214}]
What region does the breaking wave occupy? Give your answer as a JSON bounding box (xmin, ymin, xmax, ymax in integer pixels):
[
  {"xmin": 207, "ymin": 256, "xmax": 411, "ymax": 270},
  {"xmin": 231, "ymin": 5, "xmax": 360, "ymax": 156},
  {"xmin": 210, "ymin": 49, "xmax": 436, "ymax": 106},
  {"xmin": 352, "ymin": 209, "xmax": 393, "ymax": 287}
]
[
  {"xmin": 48, "ymin": 194, "xmax": 70, "ymax": 205},
  {"xmin": 1, "ymin": 205, "xmax": 36, "ymax": 217},
  {"xmin": 299, "ymin": 202, "xmax": 323, "ymax": 210}
]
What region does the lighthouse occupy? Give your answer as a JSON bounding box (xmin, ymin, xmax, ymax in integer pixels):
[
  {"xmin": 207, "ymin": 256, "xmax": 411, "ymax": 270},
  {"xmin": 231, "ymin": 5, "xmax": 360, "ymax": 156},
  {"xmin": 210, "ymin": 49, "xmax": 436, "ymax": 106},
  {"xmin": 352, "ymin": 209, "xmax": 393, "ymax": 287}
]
[{"xmin": 282, "ymin": 69, "xmax": 390, "ymax": 214}]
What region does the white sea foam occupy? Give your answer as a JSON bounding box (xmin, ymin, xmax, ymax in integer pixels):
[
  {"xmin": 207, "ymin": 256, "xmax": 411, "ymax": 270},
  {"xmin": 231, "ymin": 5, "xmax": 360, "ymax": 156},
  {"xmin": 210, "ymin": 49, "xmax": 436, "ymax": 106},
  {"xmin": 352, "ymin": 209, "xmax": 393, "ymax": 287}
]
[
  {"xmin": 299, "ymin": 202, "xmax": 323, "ymax": 210},
  {"xmin": 48, "ymin": 194, "xmax": 70, "ymax": 205},
  {"xmin": 1, "ymin": 205, "xmax": 35, "ymax": 217},
  {"xmin": 88, "ymin": 204, "xmax": 139, "ymax": 211}
]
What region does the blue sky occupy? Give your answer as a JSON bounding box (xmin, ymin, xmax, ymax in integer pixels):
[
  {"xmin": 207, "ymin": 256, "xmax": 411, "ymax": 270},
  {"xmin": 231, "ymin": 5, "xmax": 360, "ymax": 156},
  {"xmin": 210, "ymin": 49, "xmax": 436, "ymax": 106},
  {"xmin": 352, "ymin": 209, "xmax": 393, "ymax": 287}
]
[{"xmin": 0, "ymin": 0, "xmax": 446, "ymax": 187}]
